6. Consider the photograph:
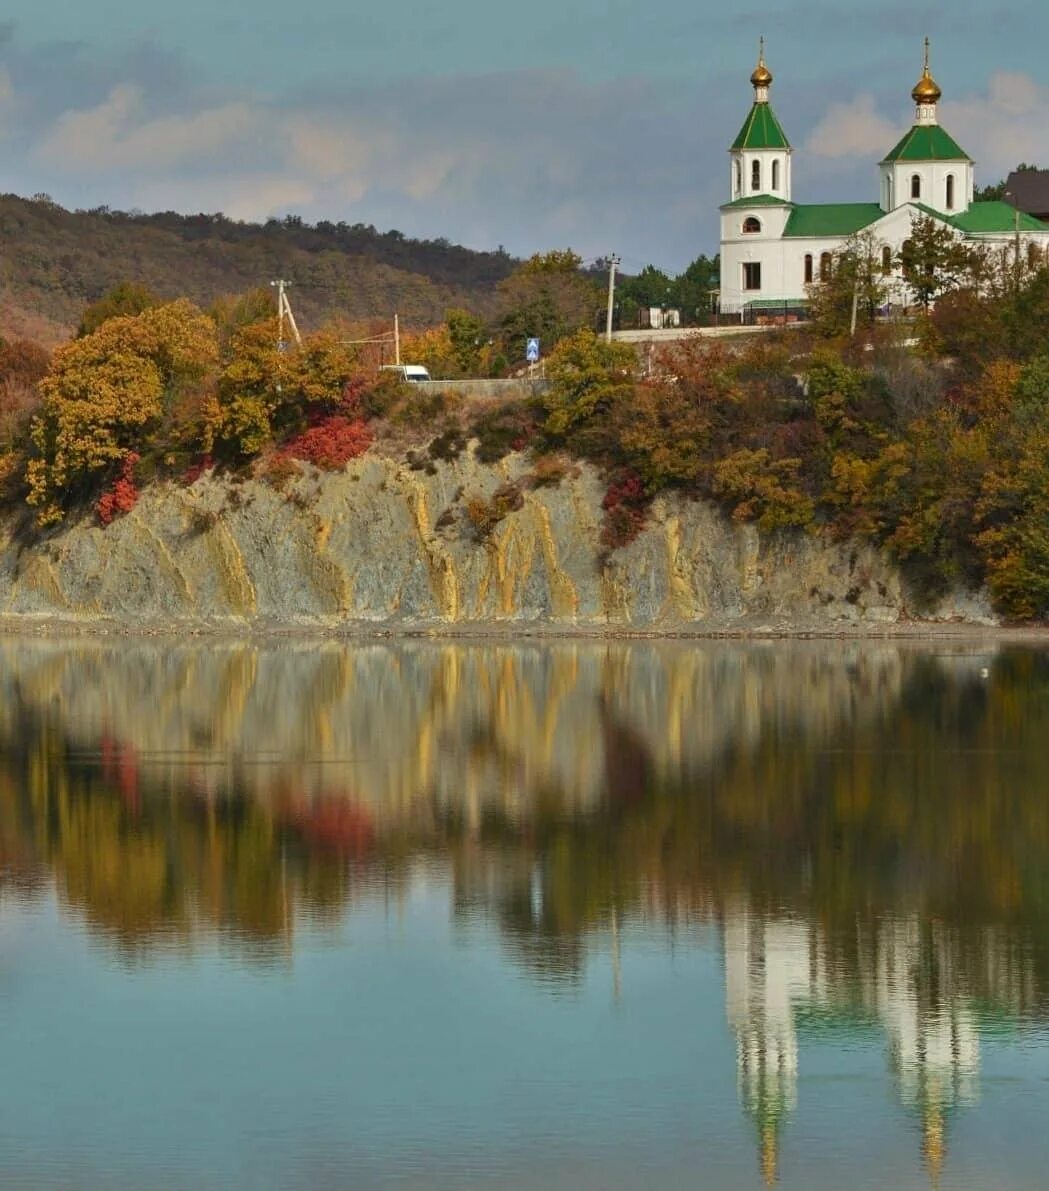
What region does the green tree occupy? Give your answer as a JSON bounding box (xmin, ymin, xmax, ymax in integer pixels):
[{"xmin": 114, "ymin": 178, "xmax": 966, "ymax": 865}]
[
  {"xmin": 539, "ymin": 329, "xmax": 636, "ymax": 449},
  {"xmin": 900, "ymin": 214, "xmax": 975, "ymax": 309},
  {"xmin": 77, "ymin": 282, "xmax": 160, "ymax": 338},
  {"xmin": 445, "ymin": 308, "xmax": 487, "ymax": 376},
  {"xmin": 616, "ymin": 265, "xmax": 673, "ymax": 326},
  {"xmin": 806, "ymin": 232, "xmax": 890, "ymax": 337},
  {"xmin": 209, "ymin": 288, "xmax": 277, "ymax": 350},
  {"xmin": 669, "ymin": 254, "xmax": 720, "ymax": 321},
  {"xmin": 496, "ymin": 251, "xmax": 601, "ymax": 363}
]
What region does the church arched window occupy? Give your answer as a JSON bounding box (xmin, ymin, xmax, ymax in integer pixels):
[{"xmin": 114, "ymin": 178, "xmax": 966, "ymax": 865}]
[
  {"xmin": 819, "ymin": 252, "xmax": 832, "ymax": 281},
  {"xmin": 911, "ymin": 174, "xmax": 922, "ymax": 200},
  {"xmin": 804, "ymin": 254, "xmax": 813, "ymax": 283},
  {"xmin": 735, "ymin": 160, "xmax": 742, "ymax": 196},
  {"xmin": 742, "ymin": 217, "xmax": 761, "ymax": 234},
  {"xmin": 1028, "ymin": 241, "xmax": 1040, "ymax": 268},
  {"xmin": 946, "ymin": 174, "xmax": 955, "ymax": 210},
  {"xmin": 751, "ymin": 160, "xmax": 761, "ymax": 191},
  {"xmin": 881, "ymin": 245, "xmax": 893, "ymax": 274},
  {"xmin": 772, "ymin": 160, "xmax": 780, "ymax": 190}
]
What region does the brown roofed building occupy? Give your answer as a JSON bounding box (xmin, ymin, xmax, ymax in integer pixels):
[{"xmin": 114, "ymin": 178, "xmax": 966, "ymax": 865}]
[{"xmin": 1003, "ymin": 169, "xmax": 1049, "ymax": 222}]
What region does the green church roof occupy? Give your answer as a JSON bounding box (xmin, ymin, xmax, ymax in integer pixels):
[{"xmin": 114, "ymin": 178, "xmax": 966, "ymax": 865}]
[
  {"xmin": 720, "ymin": 194, "xmax": 793, "ymax": 209},
  {"xmin": 731, "ymin": 103, "xmax": 791, "ymax": 150},
  {"xmin": 881, "ymin": 123, "xmax": 970, "ymax": 163},
  {"xmin": 948, "ymin": 200, "xmax": 1049, "ymax": 234},
  {"xmin": 782, "ymin": 203, "xmax": 884, "ymax": 237}
]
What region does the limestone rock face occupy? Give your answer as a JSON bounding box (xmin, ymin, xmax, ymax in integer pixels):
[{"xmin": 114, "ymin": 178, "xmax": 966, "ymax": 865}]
[{"xmin": 0, "ymin": 453, "xmax": 996, "ymax": 630}]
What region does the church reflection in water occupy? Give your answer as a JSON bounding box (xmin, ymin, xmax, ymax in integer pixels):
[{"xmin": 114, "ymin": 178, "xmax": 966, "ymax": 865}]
[
  {"xmin": 1, "ymin": 637, "xmax": 1047, "ymax": 1184},
  {"xmin": 723, "ymin": 904, "xmax": 984, "ymax": 1184}
]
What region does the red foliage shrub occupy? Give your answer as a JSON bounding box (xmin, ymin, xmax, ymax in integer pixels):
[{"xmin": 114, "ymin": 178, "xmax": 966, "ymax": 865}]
[
  {"xmin": 283, "ymin": 416, "xmax": 372, "ymax": 470},
  {"xmin": 182, "ymin": 454, "xmax": 214, "ymax": 485},
  {"xmin": 339, "ymin": 376, "xmax": 372, "ymax": 419},
  {"xmin": 285, "ymin": 798, "xmax": 376, "ymax": 857},
  {"xmin": 96, "ymin": 452, "xmax": 141, "ymax": 527},
  {"xmin": 601, "ymin": 471, "xmax": 649, "ymax": 553},
  {"xmin": 602, "ymin": 473, "xmax": 645, "ymax": 511}
]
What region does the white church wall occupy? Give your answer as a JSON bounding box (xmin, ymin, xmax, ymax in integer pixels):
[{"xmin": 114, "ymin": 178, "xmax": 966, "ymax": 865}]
[{"xmin": 886, "ymin": 160, "xmax": 973, "ymax": 216}]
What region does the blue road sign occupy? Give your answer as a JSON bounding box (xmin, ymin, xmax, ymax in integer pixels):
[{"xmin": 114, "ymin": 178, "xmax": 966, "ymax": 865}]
[{"xmin": 526, "ymin": 337, "xmax": 540, "ymax": 363}]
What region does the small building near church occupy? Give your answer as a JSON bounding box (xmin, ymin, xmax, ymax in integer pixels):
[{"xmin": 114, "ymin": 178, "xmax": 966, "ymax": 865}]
[
  {"xmin": 718, "ymin": 42, "xmax": 1049, "ymax": 316},
  {"xmin": 1003, "ymin": 169, "xmax": 1049, "ymax": 222}
]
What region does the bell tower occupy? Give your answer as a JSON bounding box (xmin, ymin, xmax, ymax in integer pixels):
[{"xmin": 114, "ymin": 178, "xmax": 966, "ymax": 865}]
[
  {"xmin": 879, "ymin": 39, "xmax": 973, "ymax": 215},
  {"xmin": 728, "ymin": 39, "xmax": 792, "ymax": 203}
]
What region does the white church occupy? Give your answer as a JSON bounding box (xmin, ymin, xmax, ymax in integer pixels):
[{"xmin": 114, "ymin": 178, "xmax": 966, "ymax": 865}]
[{"xmin": 718, "ymin": 41, "xmax": 1049, "ymax": 315}]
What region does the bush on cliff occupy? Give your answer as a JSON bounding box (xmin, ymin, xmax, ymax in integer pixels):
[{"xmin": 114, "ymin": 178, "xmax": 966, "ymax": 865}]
[
  {"xmin": 204, "ymin": 323, "xmax": 363, "ymax": 460},
  {"xmin": 27, "ymin": 300, "xmax": 218, "ymax": 524},
  {"xmin": 281, "ymin": 417, "xmax": 372, "ymax": 470}
]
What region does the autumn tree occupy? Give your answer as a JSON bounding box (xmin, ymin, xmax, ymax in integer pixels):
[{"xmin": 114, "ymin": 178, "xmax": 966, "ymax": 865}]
[
  {"xmin": 974, "ymin": 364, "xmax": 1049, "ymax": 617},
  {"xmin": 0, "ymin": 339, "xmax": 50, "ymax": 494},
  {"xmin": 205, "ymin": 323, "xmax": 362, "ymax": 459},
  {"xmin": 27, "ymin": 301, "xmax": 219, "ymax": 522}
]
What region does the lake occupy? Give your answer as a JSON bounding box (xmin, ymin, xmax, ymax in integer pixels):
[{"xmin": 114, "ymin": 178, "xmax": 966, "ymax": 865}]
[{"xmin": 0, "ymin": 637, "xmax": 1047, "ymax": 1189}]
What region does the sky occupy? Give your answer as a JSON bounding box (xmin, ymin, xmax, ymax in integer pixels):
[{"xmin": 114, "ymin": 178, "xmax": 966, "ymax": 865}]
[{"xmin": 1, "ymin": 2, "xmax": 1048, "ymax": 271}]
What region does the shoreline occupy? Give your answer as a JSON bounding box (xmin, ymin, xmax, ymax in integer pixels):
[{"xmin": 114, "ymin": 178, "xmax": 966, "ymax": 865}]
[{"xmin": 0, "ymin": 614, "xmax": 1045, "ymax": 645}]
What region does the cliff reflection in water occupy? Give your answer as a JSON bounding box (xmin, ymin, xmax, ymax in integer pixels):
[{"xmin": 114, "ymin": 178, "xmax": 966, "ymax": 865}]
[{"xmin": 1, "ymin": 638, "xmax": 1048, "ymax": 1180}]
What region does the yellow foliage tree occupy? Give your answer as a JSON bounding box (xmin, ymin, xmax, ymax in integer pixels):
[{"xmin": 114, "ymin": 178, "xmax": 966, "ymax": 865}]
[
  {"xmin": 27, "ymin": 300, "xmax": 219, "ymax": 523},
  {"xmin": 205, "ymin": 323, "xmax": 361, "ymax": 459}
]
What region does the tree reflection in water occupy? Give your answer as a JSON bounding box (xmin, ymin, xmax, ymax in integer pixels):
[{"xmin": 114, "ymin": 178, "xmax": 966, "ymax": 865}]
[{"xmin": 1, "ymin": 638, "xmax": 1047, "ymax": 1182}]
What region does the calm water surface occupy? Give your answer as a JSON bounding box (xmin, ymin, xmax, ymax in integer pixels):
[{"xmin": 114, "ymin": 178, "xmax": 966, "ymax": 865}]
[{"xmin": 1, "ymin": 638, "xmax": 1048, "ymax": 1189}]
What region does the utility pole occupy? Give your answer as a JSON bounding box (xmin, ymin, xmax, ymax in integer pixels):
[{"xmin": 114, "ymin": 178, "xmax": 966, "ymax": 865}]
[
  {"xmin": 605, "ymin": 254, "xmax": 621, "ymax": 343},
  {"xmin": 270, "ymin": 279, "xmax": 303, "ymax": 350},
  {"xmin": 394, "ymin": 313, "xmax": 401, "ymax": 365},
  {"xmin": 1004, "ymin": 190, "xmax": 1021, "ymax": 288}
]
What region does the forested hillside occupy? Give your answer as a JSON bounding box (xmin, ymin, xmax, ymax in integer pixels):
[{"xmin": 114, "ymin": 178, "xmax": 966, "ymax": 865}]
[{"xmin": 0, "ymin": 194, "xmax": 518, "ymax": 344}]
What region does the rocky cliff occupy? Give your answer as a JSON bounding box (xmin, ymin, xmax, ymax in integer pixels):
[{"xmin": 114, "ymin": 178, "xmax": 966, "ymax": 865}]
[{"xmin": 0, "ymin": 452, "xmax": 995, "ymax": 630}]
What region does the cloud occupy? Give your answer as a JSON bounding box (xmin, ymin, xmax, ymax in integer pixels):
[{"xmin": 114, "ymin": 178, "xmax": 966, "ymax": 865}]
[
  {"xmin": 26, "ymin": 27, "xmax": 1049, "ymax": 269},
  {"xmin": 35, "ymin": 84, "xmax": 256, "ymax": 172},
  {"xmin": 806, "ymin": 95, "xmax": 902, "ymax": 159},
  {"xmin": 942, "ymin": 71, "xmax": 1048, "ymax": 178}
]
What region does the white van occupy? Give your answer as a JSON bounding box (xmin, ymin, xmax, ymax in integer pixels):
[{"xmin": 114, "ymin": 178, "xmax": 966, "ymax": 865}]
[{"xmin": 380, "ymin": 364, "xmax": 432, "ymax": 383}]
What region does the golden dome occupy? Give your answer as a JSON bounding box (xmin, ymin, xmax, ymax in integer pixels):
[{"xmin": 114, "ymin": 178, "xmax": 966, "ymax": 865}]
[
  {"xmin": 751, "ymin": 37, "xmax": 773, "ymax": 89},
  {"xmin": 912, "ymin": 69, "xmax": 941, "ymax": 104},
  {"xmin": 912, "ymin": 38, "xmax": 941, "ymax": 104}
]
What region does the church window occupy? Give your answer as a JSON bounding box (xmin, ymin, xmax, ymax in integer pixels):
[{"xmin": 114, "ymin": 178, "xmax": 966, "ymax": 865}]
[
  {"xmin": 772, "ymin": 160, "xmax": 780, "ymax": 190},
  {"xmin": 882, "ymin": 245, "xmax": 892, "ymax": 274},
  {"xmin": 742, "ymin": 216, "xmax": 761, "ymax": 234},
  {"xmin": 1028, "ymin": 242, "xmax": 1040, "ymax": 268},
  {"xmin": 911, "ymin": 174, "xmax": 922, "ymax": 200},
  {"xmin": 751, "ymin": 160, "xmax": 761, "ymax": 191},
  {"xmin": 901, "ymin": 238, "xmax": 915, "ymax": 276},
  {"xmin": 819, "ymin": 252, "xmax": 832, "ymax": 281},
  {"xmin": 804, "ymin": 254, "xmax": 813, "ymax": 283},
  {"xmin": 743, "ymin": 262, "xmax": 762, "ymax": 291},
  {"xmin": 946, "ymin": 174, "xmax": 955, "ymax": 210},
  {"xmin": 735, "ymin": 160, "xmax": 742, "ymax": 196}
]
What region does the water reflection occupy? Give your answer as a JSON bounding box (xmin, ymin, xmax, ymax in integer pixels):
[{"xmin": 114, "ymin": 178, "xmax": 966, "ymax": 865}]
[{"xmin": 1, "ymin": 637, "xmax": 1048, "ymax": 1184}]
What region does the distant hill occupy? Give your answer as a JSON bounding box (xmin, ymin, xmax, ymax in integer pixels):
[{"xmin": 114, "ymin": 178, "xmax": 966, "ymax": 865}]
[{"xmin": 0, "ymin": 195, "xmax": 518, "ymax": 345}]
